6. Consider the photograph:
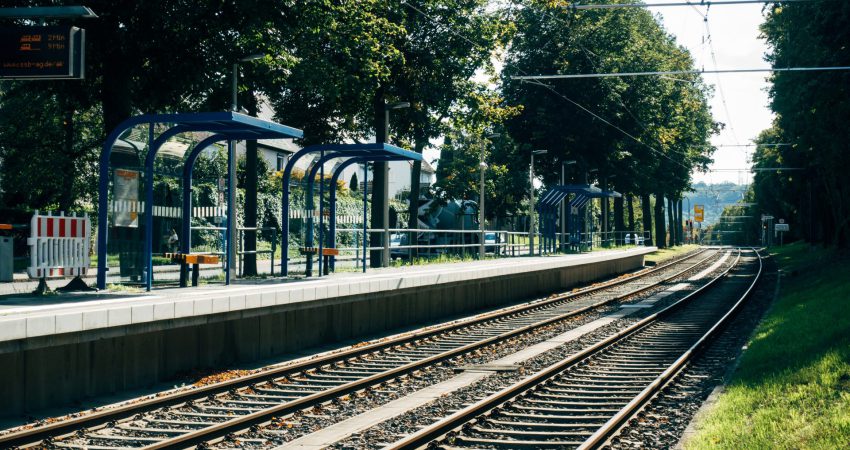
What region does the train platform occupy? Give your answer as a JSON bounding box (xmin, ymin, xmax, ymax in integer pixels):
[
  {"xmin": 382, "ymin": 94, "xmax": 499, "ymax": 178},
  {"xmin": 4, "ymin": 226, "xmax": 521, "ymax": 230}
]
[{"xmin": 0, "ymin": 246, "xmax": 655, "ymax": 416}]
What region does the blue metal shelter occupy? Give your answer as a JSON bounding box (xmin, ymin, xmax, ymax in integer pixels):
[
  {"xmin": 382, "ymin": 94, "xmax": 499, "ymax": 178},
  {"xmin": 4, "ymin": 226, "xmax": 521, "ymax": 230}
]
[
  {"xmin": 280, "ymin": 143, "xmax": 422, "ymax": 277},
  {"xmin": 323, "ymin": 155, "xmax": 412, "ymax": 274},
  {"xmin": 536, "ymin": 184, "xmax": 621, "ymax": 253},
  {"xmin": 97, "ymin": 112, "xmax": 303, "ymax": 290}
]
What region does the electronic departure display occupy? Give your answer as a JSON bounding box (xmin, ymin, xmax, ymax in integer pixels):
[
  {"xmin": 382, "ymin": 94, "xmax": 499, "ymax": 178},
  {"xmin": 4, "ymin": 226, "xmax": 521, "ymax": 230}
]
[{"xmin": 0, "ymin": 26, "xmax": 85, "ymax": 79}]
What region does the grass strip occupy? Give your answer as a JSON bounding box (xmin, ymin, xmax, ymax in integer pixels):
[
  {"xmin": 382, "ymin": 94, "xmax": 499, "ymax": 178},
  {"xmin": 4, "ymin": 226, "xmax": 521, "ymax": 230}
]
[
  {"xmin": 644, "ymin": 244, "xmax": 700, "ymax": 265},
  {"xmin": 685, "ymin": 242, "xmax": 850, "ymax": 449}
]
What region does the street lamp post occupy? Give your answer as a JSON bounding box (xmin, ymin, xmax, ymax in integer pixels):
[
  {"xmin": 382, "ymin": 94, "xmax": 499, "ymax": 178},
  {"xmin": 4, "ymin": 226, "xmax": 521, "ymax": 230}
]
[
  {"xmin": 480, "ymin": 133, "xmax": 500, "ymax": 259},
  {"xmin": 226, "ymin": 53, "xmax": 263, "ymax": 284},
  {"xmin": 586, "ymin": 168, "xmax": 598, "ymax": 248},
  {"xmin": 380, "ymin": 101, "xmax": 410, "ymax": 267},
  {"xmin": 560, "ymin": 160, "xmax": 577, "ymax": 252},
  {"xmin": 530, "ymin": 149, "xmax": 548, "ymax": 256},
  {"xmin": 604, "ymin": 174, "xmax": 616, "ymax": 246},
  {"xmin": 231, "ymin": 54, "xmax": 264, "ymax": 111}
]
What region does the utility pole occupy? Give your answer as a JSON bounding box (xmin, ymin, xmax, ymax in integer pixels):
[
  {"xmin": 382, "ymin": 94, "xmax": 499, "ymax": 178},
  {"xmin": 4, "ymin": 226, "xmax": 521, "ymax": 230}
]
[
  {"xmin": 371, "ymin": 98, "xmax": 409, "ymax": 267},
  {"xmin": 480, "ymin": 133, "xmax": 500, "ymax": 259},
  {"xmin": 602, "ymin": 174, "xmax": 608, "ymax": 246},
  {"xmin": 226, "ymin": 53, "xmax": 263, "ymax": 283},
  {"xmin": 529, "ymin": 149, "xmax": 547, "ymax": 255},
  {"xmin": 561, "ymin": 160, "xmax": 576, "ymax": 252}
]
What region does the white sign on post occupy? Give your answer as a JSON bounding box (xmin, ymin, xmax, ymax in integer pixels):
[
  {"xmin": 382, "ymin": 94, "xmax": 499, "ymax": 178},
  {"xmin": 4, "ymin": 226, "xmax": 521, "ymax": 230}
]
[
  {"xmin": 27, "ymin": 211, "xmax": 91, "ymax": 279},
  {"xmin": 113, "ymin": 169, "xmax": 140, "ymax": 228}
]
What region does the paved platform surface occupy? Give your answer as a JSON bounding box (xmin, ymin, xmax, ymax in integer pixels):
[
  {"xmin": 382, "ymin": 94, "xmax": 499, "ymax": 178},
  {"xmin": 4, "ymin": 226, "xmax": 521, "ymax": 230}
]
[{"xmin": 0, "ymin": 248, "xmax": 655, "ymax": 344}]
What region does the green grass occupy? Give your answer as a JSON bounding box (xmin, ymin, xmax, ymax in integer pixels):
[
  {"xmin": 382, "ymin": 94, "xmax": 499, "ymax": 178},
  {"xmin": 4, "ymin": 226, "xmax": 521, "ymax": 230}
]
[
  {"xmin": 685, "ymin": 242, "xmax": 850, "ymax": 449},
  {"xmin": 644, "ymin": 244, "xmax": 700, "ymax": 265}
]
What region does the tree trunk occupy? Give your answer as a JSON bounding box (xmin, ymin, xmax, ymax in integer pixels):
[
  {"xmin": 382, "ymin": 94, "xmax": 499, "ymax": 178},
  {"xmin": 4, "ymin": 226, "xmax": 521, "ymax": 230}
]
[
  {"xmin": 98, "ymin": 18, "xmax": 132, "ymax": 135},
  {"xmin": 641, "ymin": 193, "xmax": 653, "ymax": 245},
  {"xmin": 654, "ymin": 192, "xmax": 666, "ymax": 249},
  {"xmin": 243, "ymin": 92, "xmax": 259, "ymax": 276},
  {"xmin": 667, "ymin": 197, "xmax": 675, "ymax": 247},
  {"xmin": 370, "ymin": 88, "xmax": 387, "ymax": 267},
  {"xmin": 407, "ymin": 136, "xmax": 426, "ymax": 260},
  {"xmin": 627, "ymin": 195, "xmax": 635, "ymax": 232},
  {"xmin": 59, "ymin": 99, "xmax": 76, "ymax": 212},
  {"xmin": 677, "ymin": 198, "xmax": 683, "ymax": 245},
  {"xmin": 613, "ymin": 196, "xmax": 625, "ymax": 245}
]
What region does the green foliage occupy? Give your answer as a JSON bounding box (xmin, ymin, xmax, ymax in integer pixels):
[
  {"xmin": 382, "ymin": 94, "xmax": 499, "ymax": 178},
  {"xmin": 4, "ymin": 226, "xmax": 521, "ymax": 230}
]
[
  {"xmin": 434, "ymin": 130, "xmax": 527, "ymax": 220},
  {"xmin": 752, "ymin": 3, "xmax": 850, "ymax": 246},
  {"xmin": 0, "ymin": 84, "xmax": 102, "ymax": 210},
  {"xmin": 501, "ymin": 1, "xmax": 717, "ymax": 199},
  {"xmin": 0, "ymin": 0, "xmax": 720, "ymax": 235},
  {"xmin": 0, "ymin": 0, "xmax": 299, "ymax": 211}
]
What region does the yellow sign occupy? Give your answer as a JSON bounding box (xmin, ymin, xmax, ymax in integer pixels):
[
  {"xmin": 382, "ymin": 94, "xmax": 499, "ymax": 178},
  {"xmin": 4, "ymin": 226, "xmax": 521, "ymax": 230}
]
[{"xmin": 694, "ymin": 204, "xmax": 704, "ymax": 223}]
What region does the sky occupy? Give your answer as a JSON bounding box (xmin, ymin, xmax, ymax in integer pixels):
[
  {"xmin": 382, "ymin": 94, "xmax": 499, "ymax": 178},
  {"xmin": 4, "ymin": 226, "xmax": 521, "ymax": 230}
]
[{"xmin": 645, "ymin": 1, "xmax": 775, "ymax": 185}]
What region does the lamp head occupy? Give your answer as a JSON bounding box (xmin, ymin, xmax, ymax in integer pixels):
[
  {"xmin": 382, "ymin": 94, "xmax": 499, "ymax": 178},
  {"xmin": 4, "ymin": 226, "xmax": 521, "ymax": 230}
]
[
  {"xmin": 389, "ymin": 101, "xmax": 411, "ymax": 110},
  {"xmin": 240, "ymin": 53, "xmax": 266, "ymax": 62},
  {"xmin": 532, "ymin": 149, "xmax": 548, "ymax": 155}
]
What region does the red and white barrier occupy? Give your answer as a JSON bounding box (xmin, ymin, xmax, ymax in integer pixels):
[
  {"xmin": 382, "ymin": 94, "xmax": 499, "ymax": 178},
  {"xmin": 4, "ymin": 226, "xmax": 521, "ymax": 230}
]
[{"xmin": 27, "ymin": 211, "xmax": 91, "ymax": 279}]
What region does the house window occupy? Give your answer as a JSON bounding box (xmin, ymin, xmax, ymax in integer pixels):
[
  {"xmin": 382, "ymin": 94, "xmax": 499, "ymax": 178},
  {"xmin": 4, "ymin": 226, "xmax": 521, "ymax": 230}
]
[{"xmin": 277, "ymin": 154, "xmax": 287, "ymax": 171}]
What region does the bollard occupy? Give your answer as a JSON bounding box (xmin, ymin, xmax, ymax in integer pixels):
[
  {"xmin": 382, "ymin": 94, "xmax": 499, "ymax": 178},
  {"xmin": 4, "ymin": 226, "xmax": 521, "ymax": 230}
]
[{"xmin": 0, "ymin": 236, "xmax": 12, "ymax": 282}]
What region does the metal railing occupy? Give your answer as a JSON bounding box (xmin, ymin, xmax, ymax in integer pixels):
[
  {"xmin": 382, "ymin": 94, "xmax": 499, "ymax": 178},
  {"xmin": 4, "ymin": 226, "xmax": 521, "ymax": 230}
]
[
  {"xmin": 293, "ymin": 228, "xmax": 651, "ymax": 275},
  {"xmin": 238, "ymin": 226, "xmax": 278, "ymax": 277},
  {"xmin": 184, "ymin": 225, "xmax": 280, "ymax": 277}
]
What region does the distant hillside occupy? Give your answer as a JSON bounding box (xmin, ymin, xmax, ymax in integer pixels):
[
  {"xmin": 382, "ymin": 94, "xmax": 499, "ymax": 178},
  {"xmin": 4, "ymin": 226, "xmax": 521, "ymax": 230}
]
[{"xmin": 684, "ymin": 182, "xmax": 749, "ymax": 225}]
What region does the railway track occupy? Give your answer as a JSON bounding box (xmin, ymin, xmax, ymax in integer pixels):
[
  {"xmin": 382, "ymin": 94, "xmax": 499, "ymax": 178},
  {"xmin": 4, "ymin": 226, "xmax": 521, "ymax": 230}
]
[
  {"xmin": 1, "ymin": 248, "xmax": 724, "ymax": 450},
  {"xmin": 386, "ymin": 248, "xmax": 761, "ymax": 449}
]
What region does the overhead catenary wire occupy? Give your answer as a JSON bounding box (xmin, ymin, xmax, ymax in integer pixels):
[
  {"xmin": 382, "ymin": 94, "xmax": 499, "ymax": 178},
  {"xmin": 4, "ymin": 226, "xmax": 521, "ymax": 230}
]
[
  {"xmin": 567, "ymin": 0, "xmax": 833, "ymax": 10},
  {"xmin": 511, "ymin": 66, "xmax": 850, "ymax": 80},
  {"xmin": 703, "ymin": 11, "xmax": 741, "ymax": 145},
  {"xmin": 403, "ymin": 0, "xmax": 692, "ymax": 171},
  {"xmin": 523, "ymin": 79, "xmax": 691, "ymax": 170},
  {"xmin": 524, "ymin": 0, "xmax": 692, "ymax": 161},
  {"xmin": 694, "ymin": 143, "xmax": 791, "ymax": 147}
]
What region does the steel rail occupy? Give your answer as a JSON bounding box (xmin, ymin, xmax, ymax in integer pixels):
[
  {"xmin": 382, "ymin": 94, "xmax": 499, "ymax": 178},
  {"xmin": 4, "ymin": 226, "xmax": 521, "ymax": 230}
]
[
  {"xmin": 579, "ymin": 248, "xmax": 763, "ymax": 449},
  {"xmin": 0, "ymin": 249, "xmax": 711, "ymax": 449},
  {"xmin": 387, "ymin": 249, "xmax": 756, "ymax": 449},
  {"xmin": 138, "ymin": 250, "xmax": 724, "ymax": 449}
]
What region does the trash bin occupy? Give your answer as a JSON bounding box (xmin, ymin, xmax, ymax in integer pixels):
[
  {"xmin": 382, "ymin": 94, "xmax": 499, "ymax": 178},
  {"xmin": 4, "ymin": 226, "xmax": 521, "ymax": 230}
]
[{"xmin": 0, "ymin": 236, "xmax": 12, "ymax": 282}]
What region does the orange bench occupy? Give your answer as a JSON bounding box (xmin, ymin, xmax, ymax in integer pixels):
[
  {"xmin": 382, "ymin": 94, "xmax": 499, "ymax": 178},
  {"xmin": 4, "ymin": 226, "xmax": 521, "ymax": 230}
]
[
  {"xmin": 165, "ymin": 253, "xmax": 221, "ymax": 287},
  {"xmin": 300, "ymin": 247, "xmax": 340, "ymax": 276},
  {"xmin": 298, "ymin": 247, "xmax": 340, "ymax": 256},
  {"xmin": 165, "ymin": 253, "xmax": 221, "ymax": 265}
]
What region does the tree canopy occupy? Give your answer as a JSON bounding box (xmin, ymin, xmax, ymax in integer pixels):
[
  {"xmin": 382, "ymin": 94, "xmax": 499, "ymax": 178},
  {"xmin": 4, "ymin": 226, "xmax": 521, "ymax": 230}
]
[
  {"xmin": 0, "ymin": 0, "xmax": 719, "ymax": 249},
  {"xmin": 752, "ymin": 2, "xmax": 850, "ymax": 246}
]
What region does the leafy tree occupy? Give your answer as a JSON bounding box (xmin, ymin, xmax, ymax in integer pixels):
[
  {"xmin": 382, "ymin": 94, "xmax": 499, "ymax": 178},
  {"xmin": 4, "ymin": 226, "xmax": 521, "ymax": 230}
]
[
  {"xmin": 758, "ymin": 2, "xmax": 850, "ymax": 246},
  {"xmin": 500, "ymin": 1, "xmax": 716, "ymax": 247}
]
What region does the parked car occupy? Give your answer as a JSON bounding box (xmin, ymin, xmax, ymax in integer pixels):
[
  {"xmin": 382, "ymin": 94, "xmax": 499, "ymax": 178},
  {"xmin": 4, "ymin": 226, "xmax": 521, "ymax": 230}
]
[
  {"xmin": 484, "ymin": 232, "xmax": 499, "ymax": 253},
  {"xmin": 390, "ymin": 233, "xmax": 409, "ymax": 260},
  {"xmin": 625, "ymin": 233, "xmax": 645, "ymax": 245}
]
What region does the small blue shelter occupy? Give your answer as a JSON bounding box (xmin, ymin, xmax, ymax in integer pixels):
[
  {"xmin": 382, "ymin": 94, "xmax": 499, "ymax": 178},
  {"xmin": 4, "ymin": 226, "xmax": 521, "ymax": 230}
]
[
  {"xmin": 280, "ymin": 143, "xmax": 422, "ymax": 277},
  {"xmin": 97, "ymin": 112, "xmax": 303, "ymax": 290},
  {"xmin": 536, "ymin": 184, "xmax": 621, "ymax": 253}
]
